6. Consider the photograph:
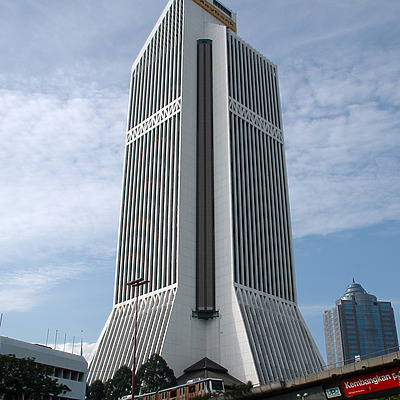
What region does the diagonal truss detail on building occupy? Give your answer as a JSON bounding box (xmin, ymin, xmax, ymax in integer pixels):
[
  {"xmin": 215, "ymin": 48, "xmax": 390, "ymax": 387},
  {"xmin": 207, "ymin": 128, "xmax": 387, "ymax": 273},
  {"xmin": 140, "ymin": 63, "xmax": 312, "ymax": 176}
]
[
  {"xmin": 235, "ymin": 285, "xmax": 323, "ymax": 383},
  {"xmin": 229, "ymin": 98, "xmax": 283, "ymax": 143},
  {"xmin": 126, "ymin": 98, "xmax": 182, "ymax": 144},
  {"xmin": 88, "ymin": 286, "xmax": 177, "ymax": 383}
]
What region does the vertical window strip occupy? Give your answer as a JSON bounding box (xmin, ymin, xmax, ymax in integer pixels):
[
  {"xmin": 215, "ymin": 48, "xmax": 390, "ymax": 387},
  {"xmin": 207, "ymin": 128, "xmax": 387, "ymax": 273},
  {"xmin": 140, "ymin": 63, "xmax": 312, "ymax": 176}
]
[
  {"xmin": 241, "ymin": 119, "xmax": 250, "ymax": 287},
  {"xmin": 272, "ymin": 140, "xmax": 285, "ymax": 299},
  {"xmin": 249, "ymin": 127, "xmax": 262, "ymax": 292},
  {"xmin": 146, "ymin": 131, "xmax": 157, "ymax": 291},
  {"xmin": 237, "ymin": 39, "xmax": 243, "ymax": 105},
  {"xmin": 264, "ymin": 61, "xmax": 272, "ymax": 125},
  {"xmin": 227, "ymin": 34, "xmax": 232, "ymax": 97},
  {"xmin": 171, "ymin": 114, "xmax": 180, "ymax": 285},
  {"xmin": 162, "ymin": 120, "xmax": 171, "ymax": 288},
  {"xmin": 274, "ymin": 67, "xmax": 282, "ymax": 129},
  {"xmin": 235, "ymin": 115, "xmax": 241, "ymax": 285},
  {"xmin": 146, "ymin": 40, "xmax": 155, "ymax": 120},
  {"xmin": 115, "ymin": 146, "xmax": 129, "ymax": 302},
  {"xmin": 255, "ymin": 131, "xmax": 267, "ymax": 294},
  {"xmin": 160, "ymin": 121, "xmax": 168, "ymax": 289},
  {"xmin": 148, "ymin": 39, "xmax": 156, "ymax": 119},
  {"xmin": 257, "ymin": 56, "xmax": 266, "ymax": 121},
  {"xmin": 154, "ymin": 29, "xmax": 162, "ymax": 114},
  {"xmin": 242, "ymin": 46, "xmax": 249, "ymax": 110},
  {"xmin": 266, "ymin": 138, "xmax": 277, "ymax": 296},
  {"xmin": 231, "ymin": 36, "xmax": 237, "ymax": 101},
  {"xmin": 147, "ymin": 129, "xmax": 156, "ymax": 294},
  {"xmin": 143, "ymin": 50, "xmax": 151, "ymax": 121},
  {"xmin": 246, "ymin": 124, "xmax": 257, "ymax": 290},
  {"xmin": 141, "ymin": 135, "xmax": 151, "ymax": 293},
  {"xmin": 131, "ymin": 137, "xmax": 143, "ymax": 296},
  {"xmin": 132, "ymin": 69, "xmax": 139, "ymax": 128},
  {"xmin": 247, "ymin": 48, "xmax": 254, "ymax": 112},
  {"xmin": 229, "ymin": 114, "xmax": 237, "ymax": 284},
  {"xmin": 127, "ymin": 74, "xmax": 134, "ymax": 130},
  {"xmin": 260, "ymin": 134, "xmax": 271, "ymax": 295},
  {"xmin": 270, "ymin": 138, "xmax": 282, "ymax": 298},
  {"xmin": 166, "ymin": 120, "xmax": 173, "ymax": 287},
  {"xmin": 166, "ymin": 118, "xmax": 173, "ymax": 287},
  {"xmin": 253, "ymin": 52, "xmax": 260, "ymax": 115},
  {"xmin": 122, "ymin": 143, "xmax": 135, "ymax": 302},
  {"xmin": 136, "ymin": 58, "xmax": 144, "ymax": 124},
  {"xmin": 121, "ymin": 143, "xmax": 133, "ymax": 301},
  {"xmin": 165, "ymin": 10, "xmax": 172, "ymax": 106},
  {"xmin": 260, "ymin": 59, "xmax": 269, "ymax": 122},
  {"xmin": 278, "ymin": 143, "xmax": 290, "ymax": 300},
  {"xmin": 272, "ymin": 67, "xmax": 279, "ymax": 129},
  {"xmin": 128, "ymin": 141, "xmax": 140, "ymax": 299},
  {"xmin": 266, "ymin": 135, "xmax": 274, "ymax": 296},
  {"xmin": 137, "ymin": 135, "xmax": 148, "ymax": 290},
  {"xmin": 153, "ymin": 125, "xmax": 162, "ymax": 291},
  {"xmin": 277, "ymin": 146, "xmax": 292, "ymax": 301},
  {"xmin": 238, "ymin": 118, "xmax": 246, "ymax": 286}
]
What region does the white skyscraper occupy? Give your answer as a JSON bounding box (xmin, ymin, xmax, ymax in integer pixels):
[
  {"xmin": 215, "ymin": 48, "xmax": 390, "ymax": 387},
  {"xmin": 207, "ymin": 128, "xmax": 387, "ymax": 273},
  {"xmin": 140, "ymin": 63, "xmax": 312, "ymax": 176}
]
[{"xmin": 88, "ymin": 0, "xmax": 323, "ymax": 386}]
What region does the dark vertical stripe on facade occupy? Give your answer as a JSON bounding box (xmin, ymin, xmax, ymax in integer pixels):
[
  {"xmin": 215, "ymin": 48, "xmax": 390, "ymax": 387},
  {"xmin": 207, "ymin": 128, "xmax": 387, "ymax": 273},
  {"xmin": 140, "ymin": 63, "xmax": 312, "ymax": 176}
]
[{"xmin": 196, "ymin": 39, "xmax": 216, "ymax": 314}]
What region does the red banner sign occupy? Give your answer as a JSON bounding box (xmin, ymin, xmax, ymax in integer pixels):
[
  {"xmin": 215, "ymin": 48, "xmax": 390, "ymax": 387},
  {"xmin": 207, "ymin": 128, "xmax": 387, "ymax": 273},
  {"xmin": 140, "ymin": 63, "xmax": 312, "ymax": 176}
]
[{"xmin": 342, "ymin": 366, "xmax": 400, "ymax": 397}]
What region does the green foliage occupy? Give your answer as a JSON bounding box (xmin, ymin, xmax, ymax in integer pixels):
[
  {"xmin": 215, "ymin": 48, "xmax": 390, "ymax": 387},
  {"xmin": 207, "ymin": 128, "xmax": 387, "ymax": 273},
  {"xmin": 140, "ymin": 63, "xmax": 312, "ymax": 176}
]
[
  {"xmin": 135, "ymin": 354, "xmax": 177, "ymax": 395},
  {"xmin": 87, "ymin": 356, "xmax": 176, "ymax": 399},
  {"xmin": 379, "ymin": 395, "xmax": 400, "ymax": 400},
  {"xmin": 225, "ymin": 381, "xmax": 253, "ymax": 399},
  {"xmin": 0, "ymin": 353, "xmax": 70, "ymax": 400},
  {"xmin": 112, "ymin": 365, "xmax": 132, "ymax": 398},
  {"xmin": 86, "ymin": 379, "xmax": 106, "ymax": 400},
  {"xmin": 87, "ymin": 365, "xmax": 132, "ymax": 400}
]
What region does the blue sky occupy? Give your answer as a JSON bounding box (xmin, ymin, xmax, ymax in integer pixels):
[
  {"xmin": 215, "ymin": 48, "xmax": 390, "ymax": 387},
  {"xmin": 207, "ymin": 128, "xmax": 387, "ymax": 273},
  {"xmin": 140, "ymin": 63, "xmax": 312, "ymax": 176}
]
[{"xmin": 0, "ymin": 0, "xmax": 399, "ymax": 364}]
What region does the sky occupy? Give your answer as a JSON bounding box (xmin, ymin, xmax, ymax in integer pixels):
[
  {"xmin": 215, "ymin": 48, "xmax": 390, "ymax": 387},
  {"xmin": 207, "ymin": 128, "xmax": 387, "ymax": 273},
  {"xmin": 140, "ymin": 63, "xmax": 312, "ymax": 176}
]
[{"xmin": 0, "ymin": 0, "xmax": 399, "ymax": 366}]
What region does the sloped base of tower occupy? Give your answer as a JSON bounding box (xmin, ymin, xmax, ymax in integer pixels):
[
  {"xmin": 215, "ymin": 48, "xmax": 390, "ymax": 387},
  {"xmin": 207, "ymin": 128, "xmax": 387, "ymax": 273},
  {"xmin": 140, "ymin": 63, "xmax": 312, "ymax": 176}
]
[
  {"xmin": 88, "ymin": 287, "xmax": 177, "ymax": 384},
  {"xmin": 236, "ymin": 286, "xmax": 324, "ymax": 384}
]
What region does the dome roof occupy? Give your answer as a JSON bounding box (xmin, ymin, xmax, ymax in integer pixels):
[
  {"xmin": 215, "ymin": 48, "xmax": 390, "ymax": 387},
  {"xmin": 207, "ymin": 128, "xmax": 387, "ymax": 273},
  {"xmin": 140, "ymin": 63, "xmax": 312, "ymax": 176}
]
[
  {"xmin": 341, "ymin": 282, "xmax": 367, "ymax": 300},
  {"xmin": 338, "ymin": 280, "xmax": 377, "ymax": 304}
]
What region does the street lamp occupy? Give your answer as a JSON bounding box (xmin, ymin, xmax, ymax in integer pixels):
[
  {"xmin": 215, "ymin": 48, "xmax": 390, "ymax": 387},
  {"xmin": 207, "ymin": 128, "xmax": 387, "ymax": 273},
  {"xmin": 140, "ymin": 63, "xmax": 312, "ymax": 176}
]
[
  {"xmin": 297, "ymin": 393, "xmax": 309, "ymax": 400},
  {"xmin": 127, "ymin": 277, "xmax": 150, "ymax": 400}
]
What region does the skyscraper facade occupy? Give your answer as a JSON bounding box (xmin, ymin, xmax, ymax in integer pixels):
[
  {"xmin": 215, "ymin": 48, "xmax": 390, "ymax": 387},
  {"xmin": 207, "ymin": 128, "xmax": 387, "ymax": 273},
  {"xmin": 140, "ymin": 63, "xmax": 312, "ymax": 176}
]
[
  {"xmin": 324, "ymin": 281, "xmax": 398, "ymax": 367},
  {"xmin": 88, "ymin": 0, "xmax": 323, "ymax": 385}
]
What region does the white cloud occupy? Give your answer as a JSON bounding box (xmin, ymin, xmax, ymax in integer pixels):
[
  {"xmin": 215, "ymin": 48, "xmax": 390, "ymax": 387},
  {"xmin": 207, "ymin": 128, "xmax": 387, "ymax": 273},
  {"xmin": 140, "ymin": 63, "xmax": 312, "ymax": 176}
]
[
  {"xmin": 0, "ymin": 85, "xmax": 127, "ymax": 315},
  {"xmin": 43, "ymin": 341, "xmax": 97, "ymax": 361},
  {"xmin": 278, "ymin": 15, "xmax": 400, "ymax": 238},
  {"xmin": 0, "ymin": 87, "xmax": 125, "ymax": 261},
  {"xmin": 0, "ymin": 264, "xmax": 89, "ymax": 313}
]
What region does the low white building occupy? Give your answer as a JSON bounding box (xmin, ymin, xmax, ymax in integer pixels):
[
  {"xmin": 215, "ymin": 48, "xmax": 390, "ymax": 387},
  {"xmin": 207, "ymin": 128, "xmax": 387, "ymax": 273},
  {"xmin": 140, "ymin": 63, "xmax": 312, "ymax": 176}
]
[{"xmin": 0, "ymin": 336, "xmax": 87, "ymax": 400}]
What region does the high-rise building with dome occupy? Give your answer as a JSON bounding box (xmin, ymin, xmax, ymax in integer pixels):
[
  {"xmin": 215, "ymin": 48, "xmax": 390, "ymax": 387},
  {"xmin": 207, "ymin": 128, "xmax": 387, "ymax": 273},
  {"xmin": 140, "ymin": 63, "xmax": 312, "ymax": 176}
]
[
  {"xmin": 88, "ymin": 0, "xmax": 324, "ymax": 385},
  {"xmin": 324, "ymin": 281, "xmax": 398, "ymax": 367}
]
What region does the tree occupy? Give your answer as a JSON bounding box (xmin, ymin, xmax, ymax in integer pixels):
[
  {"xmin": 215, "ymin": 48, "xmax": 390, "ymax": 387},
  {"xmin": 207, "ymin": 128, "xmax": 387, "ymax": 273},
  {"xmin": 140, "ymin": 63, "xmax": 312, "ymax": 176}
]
[
  {"xmin": 86, "ymin": 379, "xmax": 106, "ymax": 400},
  {"xmin": 111, "ymin": 365, "xmax": 132, "ymax": 400},
  {"xmin": 100, "ymin": 365, "xmax": 132, "ymax": 400},
  {"xmin": 135, "ymin": 354, "xmax": 177, "ymax": 395},
  {"xmin": 0, "ymin": 354, "xmax": 70, "ymax": 399}
]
